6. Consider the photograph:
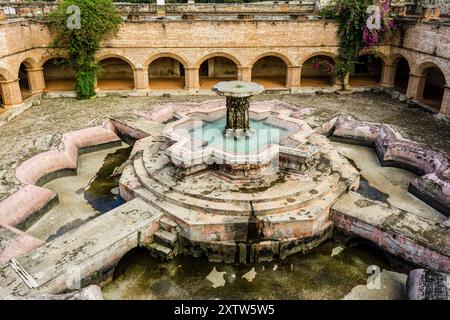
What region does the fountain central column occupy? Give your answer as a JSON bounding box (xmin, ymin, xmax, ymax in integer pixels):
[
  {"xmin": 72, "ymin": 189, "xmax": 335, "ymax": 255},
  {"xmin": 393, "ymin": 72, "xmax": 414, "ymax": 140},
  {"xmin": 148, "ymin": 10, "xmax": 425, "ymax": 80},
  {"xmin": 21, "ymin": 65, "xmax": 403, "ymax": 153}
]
[
  {"xmin": 225, "ymin": 95, "xmax": 250, "ymax": 133},
  {"xmin": 212, "ymin": 80, "xmax": 265, "ymax": 138}
]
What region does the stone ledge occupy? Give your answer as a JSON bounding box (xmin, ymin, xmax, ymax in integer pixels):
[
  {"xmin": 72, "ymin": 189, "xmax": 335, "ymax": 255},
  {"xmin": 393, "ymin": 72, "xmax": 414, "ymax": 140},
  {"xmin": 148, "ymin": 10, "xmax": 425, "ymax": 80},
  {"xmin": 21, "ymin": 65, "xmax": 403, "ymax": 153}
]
[
  {"xmin": 407, "ymin": 269, "xmax": 450, "ymax": 300},
  {"xmin": 328, "ymin": 115, "xmax": 450, "ymax": 216},
  {"xmin": 0, "ymin": 121, "xmax": 121, "ymax": 245},
  {"xmin": 331, "ymin": 192, "xmax": 450, "ymax": 273}
]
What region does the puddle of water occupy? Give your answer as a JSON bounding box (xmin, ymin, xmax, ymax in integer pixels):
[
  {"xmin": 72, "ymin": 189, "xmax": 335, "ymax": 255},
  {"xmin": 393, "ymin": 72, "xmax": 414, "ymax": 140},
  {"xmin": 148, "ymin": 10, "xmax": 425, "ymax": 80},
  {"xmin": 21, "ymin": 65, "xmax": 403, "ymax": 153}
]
[
  {"xmin": 28, "ymin": 144, "xmax": 132, "ymax": 241},
  {"xmin": 357, "ymin": 176, "xmax": 390, "ymax": 203},
  {"xmin": 84, "ymin": 146, "xmax": 132, "ymax": 213},
  {"xmin": 102, "ymin": 240, "xmax": 411, "ymax": 300},
  {"xmin": 333, "ymin": 142, "xmax": 445, "ymax": 222}
]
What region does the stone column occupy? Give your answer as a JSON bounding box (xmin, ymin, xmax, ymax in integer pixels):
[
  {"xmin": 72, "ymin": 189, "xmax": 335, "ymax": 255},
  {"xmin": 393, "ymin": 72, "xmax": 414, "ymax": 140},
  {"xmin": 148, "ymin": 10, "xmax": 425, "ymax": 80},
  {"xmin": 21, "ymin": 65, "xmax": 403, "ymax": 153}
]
[
  {"xmin": 0, "ymin": 79, "xmax": 23, "ymax": 106},
  {"xmin": 157, "ymin": 0, "xmax": 166, "ymax": 17},
  {"xmin": 26, "ymin": 67, "xmax": 45, "ymax": 93},
  {"xmin": 335, "ymin": 73, "xmax": 350, "ymax": 90},
  {"xmin": 438, "ymin": 86, "xmax": 450, "ymax": 118},
  {"xmin": 184, "ymin": 67, "xmax": 199, "ymax": 91},
  {"xmin": 286, "ymin": 66, "xmax": 301, "ymax": 88},
  {"xmin": 133, "ymin": 68, "xmax": 149, "ymax": 90},
  {"xmin": 406, "ymin": 73, "xmax": 426, "ymax": 100},
  {"xmin": 380, "ymin": 64, "xmax": 396, "ymax": 88},
  {"xmin": 237, "ymin": 67, "xmax": 252, "ymax": 82}
]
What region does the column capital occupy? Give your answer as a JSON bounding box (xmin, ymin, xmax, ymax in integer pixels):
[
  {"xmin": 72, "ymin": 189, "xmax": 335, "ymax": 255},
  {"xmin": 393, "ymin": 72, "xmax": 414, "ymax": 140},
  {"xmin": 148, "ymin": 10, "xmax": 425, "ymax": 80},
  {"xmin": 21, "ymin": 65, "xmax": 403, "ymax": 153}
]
[
  {"xmin": 25, "ymin": 67, "xmax": 44, "ymax": 72},
  {"xmin": 132, "ymin": 67, "xmax": 148, "ymax": 71},
  {"xmin": 409, "ymin": 73, "xmax": 426, "ymax": 78},
  {"xmin": 0, "ymin": 78, "xmax": 19, "ymax": 85},
  {"xmin": 237, "ymin": 66, "xmax": 251, "ymax": 70},
  {"xmin": 184, "ymin": 67, "xmax": 200, "ymax": 71}
]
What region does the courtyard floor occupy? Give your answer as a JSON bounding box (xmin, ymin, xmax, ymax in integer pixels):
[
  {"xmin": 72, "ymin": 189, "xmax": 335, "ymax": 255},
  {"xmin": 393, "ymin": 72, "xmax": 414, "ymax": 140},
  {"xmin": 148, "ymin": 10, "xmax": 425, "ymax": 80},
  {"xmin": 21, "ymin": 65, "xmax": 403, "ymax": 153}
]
[{"xmin": 0, "ymin": 91, "xmax": 449, "ymax": 203}]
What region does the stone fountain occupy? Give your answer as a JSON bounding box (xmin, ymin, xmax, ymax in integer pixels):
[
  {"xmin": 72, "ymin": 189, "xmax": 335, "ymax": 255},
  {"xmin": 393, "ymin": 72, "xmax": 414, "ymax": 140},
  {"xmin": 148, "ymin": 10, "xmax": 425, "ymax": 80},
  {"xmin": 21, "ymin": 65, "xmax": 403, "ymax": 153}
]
[
  {"xmin": 119, "ymin": 81, "xmax": 361, "ymax": 263},
  {"xmin": 212, "ymin": 81, "xmax": 264, "ymax": 138}
]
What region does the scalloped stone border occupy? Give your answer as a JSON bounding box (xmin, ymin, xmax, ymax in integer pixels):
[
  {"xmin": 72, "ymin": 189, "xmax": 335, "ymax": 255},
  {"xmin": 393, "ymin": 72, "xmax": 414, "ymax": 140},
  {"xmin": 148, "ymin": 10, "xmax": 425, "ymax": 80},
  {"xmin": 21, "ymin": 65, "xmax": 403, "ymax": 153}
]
[
  {"xmin": 322, "ymin": 115, "xmax": 450, "ymax": 217},
  {"xmin": 0, "ymin": 120, "xmax": 121, "ymax": 263}
]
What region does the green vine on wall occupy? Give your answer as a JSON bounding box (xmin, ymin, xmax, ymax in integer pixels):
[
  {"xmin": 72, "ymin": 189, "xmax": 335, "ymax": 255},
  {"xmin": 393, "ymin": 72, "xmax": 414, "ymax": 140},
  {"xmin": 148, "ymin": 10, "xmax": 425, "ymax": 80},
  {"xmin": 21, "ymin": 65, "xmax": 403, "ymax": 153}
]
[
  {"xmin": 48, "ymin": 0, "xmax": 122, "ymax": 99},
  {"xmin": 319, "ymin": 0, "xmax": 397, "ymax": 90}
]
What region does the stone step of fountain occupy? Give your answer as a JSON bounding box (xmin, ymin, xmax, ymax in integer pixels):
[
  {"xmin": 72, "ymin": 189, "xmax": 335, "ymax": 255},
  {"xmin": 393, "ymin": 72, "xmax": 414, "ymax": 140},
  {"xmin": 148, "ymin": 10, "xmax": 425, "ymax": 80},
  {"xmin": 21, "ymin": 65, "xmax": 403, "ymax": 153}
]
[
  {"xmin": 153, "ymin": 229, "xmax": 178, "ymax": 249},
  {"xmin": 136, "ymin": 155, "xmax": 344, "ymax": 217},
  {"xmin": 142, "ymin": 146, "xmax": 321, "ymax": 203},
  {"xmin": 147, "ymin": 242, "xmax": 176, "ymax": 261},
  {"xmin": 133, "ymin": 187, "xmax": 249, "ymax": 243},
  {"xmin": 159, "ymin": 216, "xmax": 178, "ymax": 233},
  {"xmin": 252, "ymin": 174, "xmax": 341, "ymax": 215},
  {"xmin": 141, "ymin": 152, "xmax": 335, "ymax": 206},
  {"xmin": 134, "ymin": 155, "xmax": 253, "ymax": 216}
]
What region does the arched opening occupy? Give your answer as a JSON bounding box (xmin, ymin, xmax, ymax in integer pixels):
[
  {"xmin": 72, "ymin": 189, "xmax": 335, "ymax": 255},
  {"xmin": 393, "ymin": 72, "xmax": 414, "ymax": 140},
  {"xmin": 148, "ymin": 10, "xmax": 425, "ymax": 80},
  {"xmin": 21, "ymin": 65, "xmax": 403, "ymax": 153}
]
[
  {"xmin": 0, "ymin": 74, "xmax": 6, "ymax": 111},
  {"xmin": 97, "ymin": 58, "xmax": 134, "ymax": 90},
  {"xmin": 43, "ymin": 58, "xmax": 75, "ymax": 91},
  {"xmin": 419, "ymin": 67, "xmax": 446, "ymax": 112},
  {"xmin": 349, "ymin": 54, "xmax": 383, "ymax": 87},
  {"xmin": 251, "ymin": 56, "xmax": 287, "ymax": 88},
  {"xmin": 199, "ymin": 56, "xmax": 237, "ymax": 89},
  {"xmin": 393, "ymin": 57, "xmax": 410, "ymax": 93},
  {"xmin": 112, "ymin": 247, "xmax": 151, "ymax": 280},
  {"xmin": 18, "ymin": 63, "xmax": 31, "ymax": 99},
  {"xmin": 148, "ymin": 57, "xmax": 185, "ymax": 90},
  {"xmin": 301, "ymin": 55, "xmax": 335, "ymax": 87}
]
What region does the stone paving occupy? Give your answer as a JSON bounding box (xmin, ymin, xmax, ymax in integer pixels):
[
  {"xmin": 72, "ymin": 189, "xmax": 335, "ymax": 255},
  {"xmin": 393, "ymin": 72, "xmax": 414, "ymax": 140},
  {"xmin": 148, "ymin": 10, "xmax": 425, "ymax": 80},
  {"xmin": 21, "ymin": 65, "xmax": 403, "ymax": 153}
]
[{"xmin": 0, "ymin": 92, "xmax": 448, "ymax": 205}]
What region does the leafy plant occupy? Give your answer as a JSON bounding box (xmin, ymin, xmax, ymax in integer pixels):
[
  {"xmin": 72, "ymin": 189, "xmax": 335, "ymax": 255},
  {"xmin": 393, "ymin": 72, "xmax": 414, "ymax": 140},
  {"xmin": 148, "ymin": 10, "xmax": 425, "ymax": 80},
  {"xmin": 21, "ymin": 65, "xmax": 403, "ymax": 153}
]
[
  {"xmin": 319, "ymin": 0, "xmax": 396, "ymax": 90},
  {"xmin": 48, "ymin": 0, "xmax": 122, "ymax": 99}
]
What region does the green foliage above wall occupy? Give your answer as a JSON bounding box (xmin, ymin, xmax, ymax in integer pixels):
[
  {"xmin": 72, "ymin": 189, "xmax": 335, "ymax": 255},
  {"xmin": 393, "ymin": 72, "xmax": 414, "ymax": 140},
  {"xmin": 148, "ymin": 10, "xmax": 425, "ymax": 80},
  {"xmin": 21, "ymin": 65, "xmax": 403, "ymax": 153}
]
[
  {"xmin": 320, "ymin": 0, "xmax": 374, "ymax": 89},
  {"xmin": 320, "ymin": 0, "xmax": 396, "ymax": 89},
  {"xmin": 48, "ymin": 0, "xmax": 122, "ymax": 99}
]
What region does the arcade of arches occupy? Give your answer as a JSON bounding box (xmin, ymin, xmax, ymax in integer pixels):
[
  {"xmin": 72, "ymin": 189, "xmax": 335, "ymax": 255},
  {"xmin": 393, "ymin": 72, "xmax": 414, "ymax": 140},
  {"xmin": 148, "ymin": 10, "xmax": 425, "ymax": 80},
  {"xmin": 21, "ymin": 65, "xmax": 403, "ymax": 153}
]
[{"xmin": 0, "ymin": 52, "xmax": 448, "ymax": 118}]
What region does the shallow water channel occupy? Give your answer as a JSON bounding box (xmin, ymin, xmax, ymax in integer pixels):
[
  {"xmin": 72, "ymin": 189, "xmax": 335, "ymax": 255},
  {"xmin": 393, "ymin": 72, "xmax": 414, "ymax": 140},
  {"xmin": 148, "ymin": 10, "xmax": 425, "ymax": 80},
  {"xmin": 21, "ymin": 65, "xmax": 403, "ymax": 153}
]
[
  {"xmin": 27, "ymin": 144, "xmax": 132, "ymax": 241},
  {"xmin": 102, "ymin": 240, "xmax": 411, "ymax": 300}
]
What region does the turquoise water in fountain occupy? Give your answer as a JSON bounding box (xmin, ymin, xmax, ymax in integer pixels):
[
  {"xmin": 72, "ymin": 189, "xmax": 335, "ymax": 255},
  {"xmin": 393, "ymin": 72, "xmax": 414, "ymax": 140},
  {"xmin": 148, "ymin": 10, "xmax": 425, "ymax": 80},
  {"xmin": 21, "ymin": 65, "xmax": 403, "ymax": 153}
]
[{"xmin": 190, "ymin": 117, "xmax": 287, "ymax": 154}]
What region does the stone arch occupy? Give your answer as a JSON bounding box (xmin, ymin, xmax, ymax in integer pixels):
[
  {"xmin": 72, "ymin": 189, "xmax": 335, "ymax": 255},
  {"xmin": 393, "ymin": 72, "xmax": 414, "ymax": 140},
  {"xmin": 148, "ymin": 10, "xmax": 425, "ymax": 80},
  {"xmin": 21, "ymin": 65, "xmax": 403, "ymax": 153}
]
[
  {"xmin": 39, "ymin": 53, "xmax": 71, "ymax": 69},
  {"xmin": 361, "ymin": 49, "xmax": 389, "ymax": 66},
  {"xmin": 391, "ymin": 54, "xmax": 411, "ymax": 94},
  {"xmin": 195, "ymin": 52, "xmax": 242, "ymax": 68},
  {"xmin": 18, "ymin": 62, "xmax": 31, "ymax": 99},
  {"xmin": 251, "ymin": 53, "xmax": 292, "ymax": 88},
  {"xmin": 146, "ymin": 53, "xmax": 188, "ymax": 90},
  {"xmin": 0, "ymin": 66, "xmax": 22, "ymax": 106},
  {"xmin": 97, "ymin": 57, "xmax": 135, "ymax": 90},
  {"xmin": 300, "ymin": 53, "xmax": 337, "ymax": 87},
  {"xmin": 196, "ymin": 53, "xmax": 239, "ymax": 89},
  {"xmin": 112, "ymin": 246, "xmax": 151, "ymax": 281},
  {"xmin": 350, "ymin": 53, "xmax": 384, "ymax": 87},
  {"xmin": 299, "ymin": 51, "xmax": 337, "ymax": 67},
  {"xmin": 414, "ymin": 61, "xmax": 447, "ymax": 113},
  {"xmin": 0, "ymin": 65, "xmax": 15, "ymax": 82},
  {"xmin": 0, "ymin": 72, "xmax": 7, "ymax": 107},
  {"xmin": 250, "ymin": 52, "xmax": 294, "ymax": 67},
  {"xmin": 415, "ymin": 61, "xmax": 448, "ymax": 84},
  {"xmin": 144, "ymin": 52, "xmax": 189, "ymax": 69},
  {"xmin": 15, "ymin": 57, "xmax": 39, "ymax": 76},
  {"xmin": 43, "ymin": 57, "xmax": 75, "ymax": 92},
  {"xmin": 96, "ymin": 54, "xmax": 137, "ymax": 70},
  {"xmin": 388, "ymin": 52, "xmax": 412, "ymax": 68},
  {"xmin": 14, "ymin": 57, "xmax": 39, "ymax": 98}
]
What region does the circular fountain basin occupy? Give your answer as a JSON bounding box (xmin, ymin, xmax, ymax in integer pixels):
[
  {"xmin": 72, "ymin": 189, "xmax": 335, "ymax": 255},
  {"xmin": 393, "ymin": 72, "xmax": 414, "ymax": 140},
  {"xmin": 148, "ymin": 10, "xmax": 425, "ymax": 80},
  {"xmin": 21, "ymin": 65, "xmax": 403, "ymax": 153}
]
[
  {"xmin": 163, "ymin": 103, "xmax": 313, "ymax": 181},
  {"xmin": 212, "ymin": 80, "xmax": 264, "ymax": 97}
]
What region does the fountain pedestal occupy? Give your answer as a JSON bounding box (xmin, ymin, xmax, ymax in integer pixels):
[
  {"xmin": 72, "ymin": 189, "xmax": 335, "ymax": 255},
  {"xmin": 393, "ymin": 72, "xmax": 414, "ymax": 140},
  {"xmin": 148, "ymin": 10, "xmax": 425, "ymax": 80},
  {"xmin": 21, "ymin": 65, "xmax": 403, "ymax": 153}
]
[{"xmin": 212, "ymin": 81, "xmax": 264, "ymax": 138}]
